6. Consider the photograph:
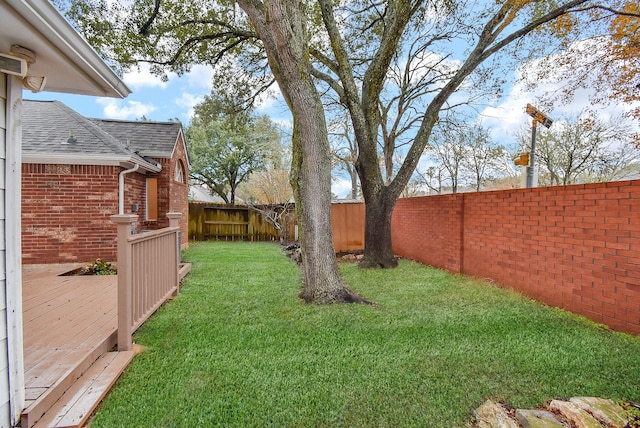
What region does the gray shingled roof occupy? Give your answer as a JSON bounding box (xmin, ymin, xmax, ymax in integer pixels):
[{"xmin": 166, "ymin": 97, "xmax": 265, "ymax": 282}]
[
  {"xmin": 89, "ymin": 118, "xmax": 182, "ymax": 158},
  {"xmin": 22, "ymin": 100, "xmax": 136, "ymax": 157},
  {"xmin": 21, "ymin": 100, "xmax": 181, "ymax": 170}
]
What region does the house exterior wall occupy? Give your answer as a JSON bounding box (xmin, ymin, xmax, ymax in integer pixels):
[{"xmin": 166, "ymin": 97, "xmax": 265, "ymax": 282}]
[
  {"xmin": 22, "ymin": 149, "xmax": 189, "ymax": 264},
  {"xmin": 20, "ymin": 165, "xmax": 174, "ymax": 264},
  {"xmin": 142, "ymin": 133, "xmax": 189, "ymax": 247},
  {"xmin": 22, "ymin": 164, "xmax": 121, "ymax": 264},
  {"xmin": 168, "ymin": 133, "xmax": 189, "ymax": 248}
]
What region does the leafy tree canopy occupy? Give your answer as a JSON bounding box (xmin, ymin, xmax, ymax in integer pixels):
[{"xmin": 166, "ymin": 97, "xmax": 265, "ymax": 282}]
[{"xmin": 187, "ymin": 93, "xmax": 282, "ymax": 205}]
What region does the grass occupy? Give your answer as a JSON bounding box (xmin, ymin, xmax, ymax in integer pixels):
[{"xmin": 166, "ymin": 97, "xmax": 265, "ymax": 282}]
[{"xmin": 90, "ymin": 241, "xmax": 640, "ymax": 427}]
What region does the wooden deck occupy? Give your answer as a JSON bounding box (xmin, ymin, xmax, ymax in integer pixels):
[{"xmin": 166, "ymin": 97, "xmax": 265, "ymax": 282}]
[{"xmin": 22, "ymin": 264, "xmax": 131, "ymax": 428}]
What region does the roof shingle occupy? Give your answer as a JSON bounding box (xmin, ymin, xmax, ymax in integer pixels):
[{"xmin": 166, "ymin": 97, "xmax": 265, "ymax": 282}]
[{"xmin": 22, "ymin": 100, "xmax": 182, "ymax": 165}]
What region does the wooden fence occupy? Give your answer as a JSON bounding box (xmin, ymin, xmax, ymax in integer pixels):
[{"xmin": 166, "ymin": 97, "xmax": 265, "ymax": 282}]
[
  {"xmin": 189, "ymin": 203, "xmax": 296, "ymax": 242},
  {"xmin": 112, "ymin": 213, "xmax": 184, "ymax": 351},
  {"xmin": 331, "ymin": 202, "xmax": 365, "ymax": 252}
]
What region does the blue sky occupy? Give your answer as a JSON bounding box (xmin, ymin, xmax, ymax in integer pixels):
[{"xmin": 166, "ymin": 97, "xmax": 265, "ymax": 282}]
[
  {"xmin": 24, "ymin": 54, "xmax": 640, "ymax": 198},
  {"xmin": 25, "ymin": 63, "xmax": 293, "ymax": 125}
]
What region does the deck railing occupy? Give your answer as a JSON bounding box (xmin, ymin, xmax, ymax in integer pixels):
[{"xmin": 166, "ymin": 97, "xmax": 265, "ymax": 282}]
[{"xmin": 111, "ymin": 213, "xmax": 182, "ymax": 351}]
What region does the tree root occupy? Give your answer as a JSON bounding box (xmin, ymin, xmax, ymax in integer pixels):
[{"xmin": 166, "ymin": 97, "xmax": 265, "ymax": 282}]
[
  {"xmin": 299, "ymin": 287, "xmax": 375, "ymax": 305},
  {"xmin": 358, "ymin": 256, "xmax": 398, "ymax": 269}
]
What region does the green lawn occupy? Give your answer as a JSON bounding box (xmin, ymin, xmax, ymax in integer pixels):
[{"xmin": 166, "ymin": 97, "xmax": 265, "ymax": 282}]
[{"xmin": 90, "ymin": 241, "xmax": 640, "ymax": 427}]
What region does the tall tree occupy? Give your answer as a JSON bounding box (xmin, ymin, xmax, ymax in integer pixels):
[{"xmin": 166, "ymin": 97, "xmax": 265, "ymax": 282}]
[
  {"xmin": 66, "ymin": 0, "xmax": 368, "ymax": 303},
  {"xmin": 310, "ymin": 0, "xmax": 612, "ymax": 268},
  {"xmin": 187, "ymin": 95, "xmax": 280, "ymax": 205},
  {"xmin": 236, "ymin": 1, "xmax": 367, "ymax": 303}
]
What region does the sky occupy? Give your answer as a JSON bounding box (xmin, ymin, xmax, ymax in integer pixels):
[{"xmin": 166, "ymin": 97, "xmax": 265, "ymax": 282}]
[
  {"xmin": 25, "ymin": 63, "xmax": 293, "ymax": 125},
  {"xmin": 24, "ymin": 54, "xmax": 640, "ymax": 199}
]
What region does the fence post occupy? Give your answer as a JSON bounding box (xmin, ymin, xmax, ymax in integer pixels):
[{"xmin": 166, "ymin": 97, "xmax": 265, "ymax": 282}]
[
  {"xmin": 167, "ymin": 212, "xmax": 182, "ymax": 294},
  {"xmin": 111, "ymin": 214, "xmax": 138, "ymax": 351}
]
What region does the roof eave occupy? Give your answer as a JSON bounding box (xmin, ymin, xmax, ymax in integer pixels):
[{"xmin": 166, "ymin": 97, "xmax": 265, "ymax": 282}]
[
  {"xmin": 23, "ymin": 153, "xmax": 161, "ymax": 173},
  {"xmin": 5, "ymin": 0, "xmax": 131, "ymax": 98}
]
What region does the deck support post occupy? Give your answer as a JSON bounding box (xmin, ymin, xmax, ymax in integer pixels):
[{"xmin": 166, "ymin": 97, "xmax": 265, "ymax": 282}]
[
  {"xmin": 167, "ymin": 212, "xmax": 182, "ymax": 296},
  {"xmin": 111, "ymin": 214, "xmax": 138, "ymax": 351}
]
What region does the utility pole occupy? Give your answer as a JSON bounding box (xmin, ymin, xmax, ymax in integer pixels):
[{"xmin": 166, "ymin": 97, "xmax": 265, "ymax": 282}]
[{"xmin": 525, "ymin": 104, "xmax": 553, "ymax": 188}]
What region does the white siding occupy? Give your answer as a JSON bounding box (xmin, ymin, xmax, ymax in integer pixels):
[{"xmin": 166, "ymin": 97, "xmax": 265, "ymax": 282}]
[
  {"xmin": 1, "ymin": 73, "xmax": 24, "ymax": 427},
  {"xmin": 0, "ymin": 72, "xmax": 10, "ymax": 428}
]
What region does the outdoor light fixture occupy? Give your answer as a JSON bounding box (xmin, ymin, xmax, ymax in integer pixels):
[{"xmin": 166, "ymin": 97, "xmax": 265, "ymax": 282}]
[
  {"xmin": 22, "ymin": 75, "xmax": 47, "ymax": 92},
  {"xmin": 524, "ymin": 104, "xmax": 553, "ymax": 188},
  {"xmin": 0, "ymin": 52, "xmax": 27, "ymax": 77},
  {"xmin": 2, "ymin": 45, "xmax": 48, "ymax": 92}
]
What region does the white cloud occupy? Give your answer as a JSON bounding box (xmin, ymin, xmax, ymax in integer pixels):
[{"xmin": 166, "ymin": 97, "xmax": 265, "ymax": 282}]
[
  {"xmin": 332, "ymin": 178, "xmax": 353, "ymax": 199},
  {"xmin": 185, "ymin": 65, "xmax": 214, "ymax": 89},
  {"xmin": 96, "ymin": 98, "xmax": 157, "ymax": 120},
  {"xmin": 175, "ymin": 92, "xmax": 205, "ymax": 121},
  {"xmin": 122, "ymin": 63, "xmax": 174, "ymax": 90}
]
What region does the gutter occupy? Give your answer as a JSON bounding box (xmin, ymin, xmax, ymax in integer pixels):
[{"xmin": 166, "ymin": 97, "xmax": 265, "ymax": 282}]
[
  {"xmin": 118, "ymin": 164, "xmax": 139, "ymax": 215},
  {"xmin": 21, "ymin": 153, "xmax": 162, "ymax": 173}
]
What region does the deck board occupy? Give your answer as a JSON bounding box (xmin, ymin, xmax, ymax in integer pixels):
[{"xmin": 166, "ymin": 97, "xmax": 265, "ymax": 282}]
[{"xmin": 22, "ymin": 264, "xmax": 119, "ymax": 426}]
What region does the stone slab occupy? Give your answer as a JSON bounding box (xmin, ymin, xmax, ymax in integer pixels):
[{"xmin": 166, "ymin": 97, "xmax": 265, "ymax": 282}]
[
  {"xmin": 474, "ymin": 399, "xmax": 519, "ymax": 428},
  {"xmin": 515, "ymin": 409, "xmax": 566, "ymax": 428},
  {"xmin": 570, "ymin": 397, "xmax": 627, "ymax": 428},
  {"xmin": 548, "ymin": 400, "xmax": 603, "ymax": 428}
]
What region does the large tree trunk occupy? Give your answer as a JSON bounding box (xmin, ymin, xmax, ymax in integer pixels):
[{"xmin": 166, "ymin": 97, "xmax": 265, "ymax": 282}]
[
  {"xmin": 359, "ymin": 191, "xmax": 398, "ymax": 269},
  {"xmin": 238, "ymin": 0, "xmax": 368, "ymax": 304},
  {"xmin": 290, "ymin": 121, "xmax": 364, "ymax": 303}
]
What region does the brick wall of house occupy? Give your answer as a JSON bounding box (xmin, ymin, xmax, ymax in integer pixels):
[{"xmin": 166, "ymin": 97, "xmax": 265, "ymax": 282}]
[
  {"xmin": 127, "ymin": 171, "xmax": 154, "ymax": 231},
  {"xmin": 168, "ymin": 133, "xmax": 189, "ymax": 249},
  {"xmin": 23, "ymin": 127, "xmax": 190, "ymax": 263},
  {"xmin": 22, "ymin": 164, "xmax": 121, "ymax": 264},
  {"xmin": 21, "ymin": 162, "xmax": 188, "ymax": 264},
  {"xmin": 391, "ymin": 181, "xmax": 640, "ymax": 335}
]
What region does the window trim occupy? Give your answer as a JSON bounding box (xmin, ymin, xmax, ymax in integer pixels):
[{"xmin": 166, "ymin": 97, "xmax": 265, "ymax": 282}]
[{"xmin": 174, "ymin": 160, "xmax": 185, "ymax": 183}]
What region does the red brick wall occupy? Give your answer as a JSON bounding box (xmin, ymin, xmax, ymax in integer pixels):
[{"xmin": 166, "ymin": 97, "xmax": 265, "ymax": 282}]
[
  {"xmin": 166, "ymin": 133, "xmax": 189, "ymax": 248},
  {"xmin": 390, "ymin": 181, "xmax": 640, "ymax": 335},
  {"xmin": 22, "ymin": 164, "xmax": 121, "ymax": 264},
  {"xmin": 22, "ymin": 157, "xmax": 190, "ymax": 264},
  {"xmin": 392, "ymin": 194, "xmax": 464, "ymax": 273}
]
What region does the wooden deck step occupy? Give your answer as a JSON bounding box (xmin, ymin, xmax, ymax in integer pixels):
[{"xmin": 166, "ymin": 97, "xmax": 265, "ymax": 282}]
[
  {"xmin": 22, "ymin": 333, "xmax": 117, "ymax": 428},
  {"xmin": 31, "ymin": 351, "xmax": 135, "ymax": 428}
]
